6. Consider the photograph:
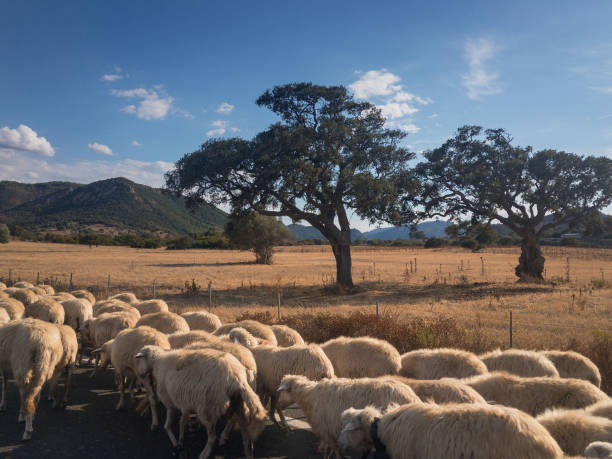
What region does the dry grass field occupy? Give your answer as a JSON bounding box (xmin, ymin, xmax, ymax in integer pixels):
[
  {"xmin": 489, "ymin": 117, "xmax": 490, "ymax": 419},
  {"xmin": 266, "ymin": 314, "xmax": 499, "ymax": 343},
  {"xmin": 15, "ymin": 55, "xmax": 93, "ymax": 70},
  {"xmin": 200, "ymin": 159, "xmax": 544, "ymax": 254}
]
[{"xmin": 1, "ymin": 241, "xmax": 611, "ymax": 350}]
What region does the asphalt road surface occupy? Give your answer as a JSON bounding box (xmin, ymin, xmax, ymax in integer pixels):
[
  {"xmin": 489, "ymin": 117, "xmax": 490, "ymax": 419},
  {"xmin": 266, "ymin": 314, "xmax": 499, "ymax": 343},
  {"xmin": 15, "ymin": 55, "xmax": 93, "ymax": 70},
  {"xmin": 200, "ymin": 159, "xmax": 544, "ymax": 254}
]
[{"xmin": 0, "ymin": 365, "xmax": 323, "ymax": 459}]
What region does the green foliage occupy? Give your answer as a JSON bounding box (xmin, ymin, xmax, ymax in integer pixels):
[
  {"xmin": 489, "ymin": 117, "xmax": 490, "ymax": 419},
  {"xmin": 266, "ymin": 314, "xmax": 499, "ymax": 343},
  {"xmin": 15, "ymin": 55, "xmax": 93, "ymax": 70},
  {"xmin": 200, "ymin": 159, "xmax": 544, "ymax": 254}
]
[
  {"xmin": 424, "ymin": 237, "xmax": 445, "ymax": 248},
  {"xmin": 410, "ymin": 229, "xmax": 425, "ymax": 240},
  {"xmin": 0, "ymin": 223, "xmax": 10, "ymax": 243},
  {"xmin": 225, "ymin": 211, "xmax": 292, "ymax": 264}
]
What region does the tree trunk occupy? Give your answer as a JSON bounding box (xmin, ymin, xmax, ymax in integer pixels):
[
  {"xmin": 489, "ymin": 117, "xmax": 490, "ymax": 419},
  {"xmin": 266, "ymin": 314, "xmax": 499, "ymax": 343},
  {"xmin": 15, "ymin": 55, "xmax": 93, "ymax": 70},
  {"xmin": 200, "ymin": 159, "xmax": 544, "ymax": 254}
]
[
  {"xmin": 331, "ymin": 239, "xmax": 353, "ymax": 290},
  {"xmin": 515, "ymin": 233, "xmax": 545, "ymax": 281}
]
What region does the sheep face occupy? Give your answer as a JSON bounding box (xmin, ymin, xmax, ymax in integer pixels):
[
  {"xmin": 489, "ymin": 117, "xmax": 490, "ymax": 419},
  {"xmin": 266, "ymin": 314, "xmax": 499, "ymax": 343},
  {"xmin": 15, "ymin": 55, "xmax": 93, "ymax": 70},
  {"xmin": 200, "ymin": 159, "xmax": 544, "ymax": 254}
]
[
  {"xmin": 79, "ymin": 320, "xmax": 92, "ymax": 343},
  {"xmin": 338, "ymin": 408, "xmax": 373, "ymax": 456},
  {"xmin": 134, "ymin": 345, "xmax": 160, "ymax": 378},
  {"xmin": 277, "ymin": 383, "xmax": 294, "ymax": 407}
]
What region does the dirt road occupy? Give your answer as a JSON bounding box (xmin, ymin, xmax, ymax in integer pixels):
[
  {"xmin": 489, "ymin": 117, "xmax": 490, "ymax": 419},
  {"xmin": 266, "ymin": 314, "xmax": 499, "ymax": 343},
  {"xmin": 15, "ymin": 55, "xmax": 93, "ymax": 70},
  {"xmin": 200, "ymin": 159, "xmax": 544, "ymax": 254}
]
[{"xmin": 0, "ymin": 366, "xmax": 322, "ymax": 458}]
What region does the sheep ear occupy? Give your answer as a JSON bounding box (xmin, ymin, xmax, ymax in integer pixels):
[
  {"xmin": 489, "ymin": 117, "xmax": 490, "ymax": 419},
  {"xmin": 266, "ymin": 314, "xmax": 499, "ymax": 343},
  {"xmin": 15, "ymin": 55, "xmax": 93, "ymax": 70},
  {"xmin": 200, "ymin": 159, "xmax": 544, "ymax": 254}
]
[
  {"xmin": 135, "ymin": 352, "xmax": 144, "ymax": 358},
  {"xmin": 92, "ymin": 347, "xmax": 103, "ymax": 354},
  {"xmin": 341, "ymin": 421, "xmax": 358, "ymax": 432},
  {"xmin": 277, "ymin": 383, "xmax": 289, "ymax": 392}
]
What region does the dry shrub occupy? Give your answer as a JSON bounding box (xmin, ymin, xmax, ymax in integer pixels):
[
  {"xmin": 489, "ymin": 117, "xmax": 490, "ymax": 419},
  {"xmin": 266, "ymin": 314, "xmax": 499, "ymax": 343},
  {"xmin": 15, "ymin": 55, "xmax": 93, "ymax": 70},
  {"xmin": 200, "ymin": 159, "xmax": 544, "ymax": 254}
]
[
  {"xmin": 235, "ymin": 311, "xmax": 499, "ymax": 354},
  {"xmin": 569, "ymin": 330, "xmax": 612, "ymax": 394}
]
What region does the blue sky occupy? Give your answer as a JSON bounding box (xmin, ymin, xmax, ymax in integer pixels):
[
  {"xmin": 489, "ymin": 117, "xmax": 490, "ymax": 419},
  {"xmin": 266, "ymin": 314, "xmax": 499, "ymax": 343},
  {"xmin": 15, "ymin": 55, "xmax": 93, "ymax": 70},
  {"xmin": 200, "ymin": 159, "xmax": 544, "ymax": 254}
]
[{"xmin": 1, "ymin": 1, "xmax": 611, "ymax": 229}]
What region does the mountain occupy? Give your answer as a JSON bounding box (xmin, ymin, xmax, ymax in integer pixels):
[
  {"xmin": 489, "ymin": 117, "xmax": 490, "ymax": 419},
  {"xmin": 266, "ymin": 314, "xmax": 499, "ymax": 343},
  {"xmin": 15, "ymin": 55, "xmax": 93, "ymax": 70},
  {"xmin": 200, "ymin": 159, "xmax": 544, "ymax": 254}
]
[
  {"xmin": 364, "ymin": 220, "xmax": 451, "ymax": 240},
  {"xmin": 287, "ymin": 224, "xmax": 364, "ymax": 242},
  {"xmin": 0, "ymin": 177, "xmax": 227, "ymax": 235}
]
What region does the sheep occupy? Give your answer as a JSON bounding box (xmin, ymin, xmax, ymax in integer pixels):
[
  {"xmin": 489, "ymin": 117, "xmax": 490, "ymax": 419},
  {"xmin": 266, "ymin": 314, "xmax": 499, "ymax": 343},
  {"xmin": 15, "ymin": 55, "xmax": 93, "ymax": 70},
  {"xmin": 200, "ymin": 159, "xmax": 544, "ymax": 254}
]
[
  {"xmin": 80, "ymin": 312, "xmax": 139, "ymax": 349},
  {"xmin": 110, "ymin": 326, "xmax": 170, "ymax": 410},
  {"xmin": 3, "ymin": 287, "xmax": 19, "ymax": 295},
  {"xmin": 0, "ymin": 290, "xmax": 9, "ymax": 299},
  {"xmin": 135, "ymin": 311, "xmax": 189, "ymax": 335},
  {"xmin": 271, "ymin": 324, "xmax": 305, "ymax": 347},
  {"xmin": 277, "ymin": 374, "xmax": 421, "ymax": 457},
  {"xmin": 400, "ymin": 348, "xmax": 487, "ymax": 379},
  {"xmin": 480, "ymin": 348, "xmax": 560, "ymax": 378},
  {"xmin": 184, "ymin": 340, "xmax": 257, "ymax": 388},
  {"xmin": 28, "ymin": 286, "xmax": 47, "ymax": 296},
  {"xmin": 229, "ymin": 327, "xmax": 261, "ymax": 348},
  {"xmin": 250, "ymin": 344, "xmax": 335, "ymax": 428},
  {"xmin": 588, "ymin": 401, "xmax": 612, "ymax": 420},
  {"xmin": 543, "ymin": 350, "xmax": 602, "ymax": 387},
  {"xmin": 47, "ymin": 324, "xmax": 78, "ymax": 408},
  {"xmin": 214, "ymin": 320, "xmax": 277, "ymax": 345},
  {"xmin": 0, "ymin": 281, "xmax": 6, "ymax": 289},
  {"xmin": 94, "ymin": 300, "xmax": 140, "ymax": 320},
  {"xmin": 10, "ymin": 288, "xmax": 39, "ymax": 306},
  {"xmin": 70, "ymin": 289, "xmax": 95, "ymax": 304},
  {"xmin": 180, "ymin": 311, "xmax": 222, "ymax": 332},
  {"xmin": 168, "ymin": 330, "xmax": 218, "ymax": 349},
  {"xmin": 537, "ymin": 409, "xmax": 612, "ymax": 456},
  {"xmin": 134, "ymin": 345, "xmax": 267, "ymax": 458},
  {"xmin": 338, "ymin": 403, "xmax": 563, "ymax": 459},
  {"xmin": 321, "ymin": 336, "xmax": 401, "ymax": 378},
  {"xmin": 585, "ymin": 441, "xmax": 612, "ymax": 458},
  {"xmin": 465, "ymin": 372, "xmax": 608, "ymax": 416},
  {"xmin": 134, "ymin": 299, "xmax": 169, "ymax": 315},
  {"xmin": 48, "ymin": 292, "xmax": 76, "ymax": 301},
  {"xmin": 37, "ymin": 285, "xmax": 55, "ymax": 295},
  {"xmin": 25, "ymin": 298, "xmax": 65, "ymax": 324},
  {"xmin": 388, "ymin": 375, "xmax": 487, "ymax": 404},
  {"xmin": 0, "ymin": 308, "xmax": 9, "ymax": 326},
  {"xmin": 91, "ymin": 338, "xmax": 114, "ymax": 376},
  {"xmin": 0, "ymin": 298, "xmax": 25, "ymax": 320},
  {"xmin": 13, "ymin": 281, "xmax": 34, "ymax": 289},
  {"xmin": 109, "ymin": 292, "xmax": 139, "ymax": 304},
  {"xmin": 60, "ymin": 298, "xmax": 93, "ymax": 331},
  {"xmin": 0, "ymin": 318, "xmax": 64, "ymax": 440}
]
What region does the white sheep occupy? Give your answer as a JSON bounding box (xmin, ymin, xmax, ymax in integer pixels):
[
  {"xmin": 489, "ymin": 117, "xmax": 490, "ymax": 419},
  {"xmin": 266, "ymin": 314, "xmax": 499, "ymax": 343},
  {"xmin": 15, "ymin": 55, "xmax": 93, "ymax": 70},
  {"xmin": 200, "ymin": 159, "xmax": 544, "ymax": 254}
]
[
  {"xmin": 480, "ymin": 349, "xmax": 559, "ymax": 377},
  {"xmin": 180, "ymin": 311, "xmax": 222, "ymax": 332},
  {"xmin": 0, "ymin": 308, "xmax": 9, "ymax": 326},
  {"xmin": 28, "ymin": 286, "xmax": 47, "ymax": 296},
  {"xmin": 251, "ymin": 344, "xmax": 335, "ymax": 427},
  {"xmin": 134, "ymin": 345, "xmax": 267, "ymax": 459},
  {"xmin": 37, "ymin": 285, "xmax": 55, "ymax": 295},
  {"xmin": 277, "ymin": 374, "xmax": 421, "ymax": 458},
  {"xmin": 25, "ymin": 298, "xmax": 65, "ymax": 324},
  {"xmin": 543, "ymin": 350, "xmax": 602, "ymax": 387},
  {"xmin": 214, "ymin": 320, "xmax": 277, "ymax": 345},
  {"xmin": 94, "ymin": 300, "xmax": 140, "ymax": 321},
  {"xmin": 0, "ymin": 298, "xmax": 25, "ymax": 320},
  {"xmin": 400, "ymin": 348, "xmax": 488, "ymax": 379},
  {"xmin": 47, "ymin": 324, "xmax": 78, "ymax": 408},
  {"xmin": 389, "ymin": 375, "xmax": 487, "ymax": 404},
  {"xmin": 110, "ymin": 326, "xmax": 170, "ymax": 410},
  {"xmin": 0, "ymin": 318, "xmax": 64, "ymax": 440},
  {"xmin": 10, "ymin": 288, "xmax": 39, "ymax": 306},
  {"xmin": 537, "ymin": 408, "xmax": 612, "ymax": 456},
  {"xmin": 0, "ymin": 281, "xmax": 6, "ymax": 289},
  {"xmin": 588, "ymin": 401, "xmax": 612, "ymax": 420},
  {"xmin": 168, "ymin": 330, "xmax": 219, "ymax": 349},
  {"xmin": 109, "ymin": 292, "xmax": 139, "ymax": 304},
  {"xmin": 338, "ymin": 403, "xmax": 563, "ymax": 459},
  {"xmin": 91, "ymin": 338, "xmax": 114, "ymax": 376},
  {"xmin": 271, "ymin": 324, "xmax": 304, "ymax": 347},
  {"xmin": 465, "ymin": 371, "xmax": 608, "ymax": 416},
  {"xmin": 61, "ymin": 298, "xmax": 93, "ymax": 331},
  {"xmin": 229, "ymin": 327, "xmax": 261, "ymax": 348},
  {"xmin": 48, "ymin": 292, "xmax": 76, "ymax": 301},
  {"xmin": 585, "ymin": 441, "xmax": 612, "ymax": 458},
  {"xmin": 80, "ymin": 311, "xmax": 139, "ymax": 349},
  {"xmin": 321, "ymin": 336, "xmax": 401, "ymax": 378},
  {"xmin": 135, "ymin": 311, "xmax": 190, "ymax": 334},
  {"xmin": 0, "ymin": 290, "xmax": 9, "ymax": 299},
  {"xmin": 70, "ymin": 289, "xmax": 95, "ymax": 304},
  {"xmin": 13, "ymin": 281, "xmax": 34, "ymax": 289},
  {"xmin": 134, "ymin": 299, "xmax": 169, "ymax": 315}
]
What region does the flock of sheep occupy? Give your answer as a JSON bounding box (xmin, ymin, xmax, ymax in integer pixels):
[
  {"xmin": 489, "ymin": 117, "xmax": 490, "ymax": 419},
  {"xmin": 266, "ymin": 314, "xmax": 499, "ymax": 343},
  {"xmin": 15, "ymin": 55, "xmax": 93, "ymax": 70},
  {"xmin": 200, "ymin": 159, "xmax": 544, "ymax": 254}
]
[{"xmin": 1, "ymin": 280, "xmax": 612, "ymax": 458}]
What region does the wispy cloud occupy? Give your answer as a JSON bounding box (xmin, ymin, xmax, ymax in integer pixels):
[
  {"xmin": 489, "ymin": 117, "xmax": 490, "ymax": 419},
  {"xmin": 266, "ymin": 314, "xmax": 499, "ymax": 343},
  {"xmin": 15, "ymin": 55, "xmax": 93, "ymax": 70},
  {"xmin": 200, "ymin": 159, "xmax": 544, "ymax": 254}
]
[
  {"xmin": 349, "ymin": 69, "xmax": 431, "ymax": 134},
  {"xmin": 111, "ymin": 86, "xmax": 180, "ymax": 120},
  {"xmin": 0, "ymin": 124, "xmax": 55, "ymax": 157},
  {"xmin": 88, "ymin": 142, "xmax": 113, "ymax": 156},
  {"xmin": 100, "ymin": 65, "xmax": 127, "ymax": 82},
  {"xmin": 131, "ymin": 140, "xmax": 142, "ymax": 147},
  {"xmin": 206, "ymin": 120, "xmax": 228, "ymax": 136},
  {"xmin": 216, "ymin": 102, "xmax": 235, "ymax": 114},
  {"xmin": 462, "ymin": 38, "xmax": 502, "ymax": 100}
]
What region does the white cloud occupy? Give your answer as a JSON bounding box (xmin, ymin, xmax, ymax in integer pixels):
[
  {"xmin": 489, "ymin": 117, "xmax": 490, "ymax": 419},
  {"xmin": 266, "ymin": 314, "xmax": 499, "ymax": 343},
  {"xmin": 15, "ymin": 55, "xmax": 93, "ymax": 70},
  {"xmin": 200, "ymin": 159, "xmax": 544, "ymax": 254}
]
[
  {"xmin": 462, "ymin": 38, "xmax": 502, "ymax": 100},
  {"xmin": 0, "ymin": 150, "xmax": 173, "ymax": 188},
  {"xmin": 88, "ymin": 142, "xmax": 113, "ymax": 156},
  {"xmin": 230, "ymin": 127, "xmax": 240, "ymax": 133},
  {"xmin": 100, "ymin": 65, "xmax": 126, "ymax": 82},
  {"xmin": 396, "ymin": 123, "xmax": 420, "ymax": 134},
  {"xmin": 390, "ymin": 91, "xmax": 432, "ymax": 105},
  {"xmin": 111, "ymin": 87, "xmax": 175, "ymax": 120},
  {"xmin": 131, "ymin": 140, "xmax": 141, "ymax": 147},
  {"xmin": 0, "ymin": 124, "xmax": 55, "ymax": 157},
  {"xmin": 216, "ymin": 102, "xmax": 235, "ymax": 114},
  {"xmin": 593, "ymin": 86, "xmax": 612, "ymax": 94},
  {"xmin": 349, "ymin": 70, "xmax": 402, "ymax": 98},
  {"xmin": 377, "ymin": 102, "xmax": 419, "ymax": 119},
  {"xmin": 206, "ymin": 120, "xmax": 227, "ymax": 136}
]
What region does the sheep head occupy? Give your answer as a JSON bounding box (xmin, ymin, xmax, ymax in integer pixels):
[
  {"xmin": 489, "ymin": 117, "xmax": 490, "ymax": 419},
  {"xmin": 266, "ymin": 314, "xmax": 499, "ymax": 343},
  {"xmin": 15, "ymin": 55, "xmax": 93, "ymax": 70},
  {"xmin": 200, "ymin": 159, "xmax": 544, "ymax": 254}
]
[{"xmin": 338, "ymin": 406, "xmax": 381, "ymax": 456}]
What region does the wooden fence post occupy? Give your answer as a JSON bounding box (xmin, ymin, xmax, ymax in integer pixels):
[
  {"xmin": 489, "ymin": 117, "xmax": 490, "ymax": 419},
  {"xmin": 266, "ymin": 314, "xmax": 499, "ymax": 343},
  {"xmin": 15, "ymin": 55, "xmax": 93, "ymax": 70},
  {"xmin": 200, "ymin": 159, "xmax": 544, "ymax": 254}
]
[
  {"xmin": 277, "ymin": 291, "xmax": 281, "ymax": 321},
  {"xmin": 69, "ymin": 272, "xmax": 73, "ymax": 290},
  {"xmin": 509, "ymin": 310, "xmax": 513, "ymax": 348},
  {"xmin": 376, "ymin": 301, "xmax": 379, "ymax": 316},
  {"xmin": 208, "ymin": 282, "xmax": 212, "ymax": 312},
  {"xmin": 107, "ymin": 274, "xmax": 110, "ymax": 298},
  {"xmin": 153, "ymin": 280, "xmax": 156, "ymax": 299}
]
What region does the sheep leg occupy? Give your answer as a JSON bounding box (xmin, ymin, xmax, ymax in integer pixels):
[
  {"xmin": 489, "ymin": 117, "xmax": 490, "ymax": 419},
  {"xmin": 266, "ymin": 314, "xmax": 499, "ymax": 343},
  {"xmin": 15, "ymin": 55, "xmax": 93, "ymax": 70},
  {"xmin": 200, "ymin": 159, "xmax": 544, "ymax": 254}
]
[
  {"xmin": 164, "ymin": 407, "xmax": 179, "ymax": 448},
  {"xmin": 0, "ymin": 371, "xmax": 7, "ymax": 411},
  {"xmin": 143, "ymin": 380, "xmax": 159, "ymax": 430},
  {"xmin": 276, "ymin": 407, "xmax": 291, "ymax": 430},
  {"xmin": 20, "ymin": 381, "xmax": 43, "ymax": 441},
  {"xmin": 219, "ymin": 416, "xmax": 237, "ymax": 446},
  {"xmin": 178, "ymin": 412, "xmax": 189, "ymax": 446},
  {"xmin": 128, "ymin": 378, "xmax": 136, "ymax": 404},
  {"xmin": 240, "ymin": 429, "xmax": 254, "ymax": 459},
  {"xmin": 61, "ymin": 364, "xmax": 75, "ymax": 407},
  {"xmin": 115, "ymin": 372, "xmax": 126, "ymax": 410},
  {"xmin": 199, "ymin": 422, "xmax": 217, "ymax": 459}
]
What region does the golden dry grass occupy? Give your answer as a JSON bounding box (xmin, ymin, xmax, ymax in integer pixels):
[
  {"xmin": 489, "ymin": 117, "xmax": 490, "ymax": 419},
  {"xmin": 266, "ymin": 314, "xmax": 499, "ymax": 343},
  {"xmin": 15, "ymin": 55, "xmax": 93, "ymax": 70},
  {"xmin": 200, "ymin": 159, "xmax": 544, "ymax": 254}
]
[{"xmin": 1, "ymin": 241, "xmax": 611, "ymax": 350}]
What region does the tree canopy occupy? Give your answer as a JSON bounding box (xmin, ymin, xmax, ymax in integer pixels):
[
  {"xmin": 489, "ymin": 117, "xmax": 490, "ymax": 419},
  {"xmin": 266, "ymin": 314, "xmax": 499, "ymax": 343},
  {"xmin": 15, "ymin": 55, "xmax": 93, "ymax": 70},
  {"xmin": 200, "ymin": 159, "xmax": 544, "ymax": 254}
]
[
  {"xmin": 165, "ymin": 82, "xmax": 420, "ymax": 288},
  {"xmin": 417, "ymin": 126, "xmax": 612, "ymax": 279}
]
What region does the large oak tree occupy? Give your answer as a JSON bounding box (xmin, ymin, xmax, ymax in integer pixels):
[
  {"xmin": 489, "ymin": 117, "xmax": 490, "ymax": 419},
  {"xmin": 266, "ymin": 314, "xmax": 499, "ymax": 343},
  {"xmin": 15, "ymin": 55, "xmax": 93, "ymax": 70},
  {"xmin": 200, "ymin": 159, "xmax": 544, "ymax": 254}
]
[
  {"xmin": 417, "ymin": 126, "xmax": 612, "ymax": 280},
  {"xmin": 165, "ymin": 83, "xmax": 419, "ymax": 289}
]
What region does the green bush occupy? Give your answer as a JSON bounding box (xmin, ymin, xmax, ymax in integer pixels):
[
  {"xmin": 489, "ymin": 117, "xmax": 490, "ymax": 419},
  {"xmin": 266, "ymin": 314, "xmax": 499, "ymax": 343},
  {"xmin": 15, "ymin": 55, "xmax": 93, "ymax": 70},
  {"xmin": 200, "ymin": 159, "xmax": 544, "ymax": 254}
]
[
  {"xmin": 0, "ymin": 224, "xmax": 10, "ymax": 243},
  {"xmin": 424, "ymin": 237, "xmax": 445, "ymax": 248}
]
